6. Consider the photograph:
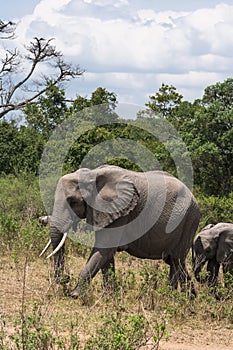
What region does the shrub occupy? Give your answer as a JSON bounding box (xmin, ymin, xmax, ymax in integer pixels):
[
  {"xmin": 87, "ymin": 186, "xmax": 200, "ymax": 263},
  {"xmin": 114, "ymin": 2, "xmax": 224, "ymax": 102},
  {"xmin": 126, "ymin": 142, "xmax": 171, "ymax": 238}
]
[
  {"xmin": 0, "ymin": 174, "xmax": 46, "ymax": 253},
  {"xmin": 84, "ymin": 313, "xmax": 149, "ymax": 350},
  {"xmin": 196, "ymin": 191, "xmax": 233, "ymax": 228}
]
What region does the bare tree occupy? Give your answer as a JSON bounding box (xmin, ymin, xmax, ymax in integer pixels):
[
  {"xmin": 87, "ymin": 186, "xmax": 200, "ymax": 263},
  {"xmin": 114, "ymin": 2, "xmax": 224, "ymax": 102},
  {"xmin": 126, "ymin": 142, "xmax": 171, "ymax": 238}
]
[
  {"xmin": 0, "ymin": 20, "xmax": 16, "ymax": 39},
  {"xmin": 0, "ymin": 25, "xmax": 84, "ymax": 118}
]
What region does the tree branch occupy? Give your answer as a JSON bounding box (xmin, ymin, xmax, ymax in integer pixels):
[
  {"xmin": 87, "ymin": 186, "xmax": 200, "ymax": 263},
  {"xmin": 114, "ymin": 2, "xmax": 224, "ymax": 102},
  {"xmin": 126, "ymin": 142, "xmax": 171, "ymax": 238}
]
[
  {"xmin": 0, "ymin": 36, "xmax": 84, "ymax": 118},
  {"xmin": 0, "ymin": 20, "xmax": 16, "ymax": 39}
]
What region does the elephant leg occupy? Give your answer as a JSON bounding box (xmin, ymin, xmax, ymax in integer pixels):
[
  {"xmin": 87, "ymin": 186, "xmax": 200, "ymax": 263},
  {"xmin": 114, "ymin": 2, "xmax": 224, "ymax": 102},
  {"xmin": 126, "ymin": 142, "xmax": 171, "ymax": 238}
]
[
  {"xmin": 206, "ymin": 259, "xmax": 220, "ymax": 288},
  {"xmin": 222, "ymin": 263, "xmax": 233, "ymax": 275},
  {"xmin": 168, "ymin": 258, "xmax": 196, "ymax": 296},
  {"xmin": 222, "ymin": 263, "xmax": 228, "ymax": 274},
  {"xmin": 54, "ymin": 246, "xmax": 65, "ymax": 281},
  {"xmin": 222, "ymin": 263, "xmax": 233, "ymax": 288},
  {"xmin": 101, "ymin": 256, "xmax": 116, "ymax": 288},
  {"xmin": 179, "ymin": 263, "xmax": 196, "ymax": 296},
  {"xmin": 168, "ymin": 261, "xmax": 179, "ymax": 290},
  {"xmin": 69, "ymin": 247, "xmax": 115, "ymax": 298}
]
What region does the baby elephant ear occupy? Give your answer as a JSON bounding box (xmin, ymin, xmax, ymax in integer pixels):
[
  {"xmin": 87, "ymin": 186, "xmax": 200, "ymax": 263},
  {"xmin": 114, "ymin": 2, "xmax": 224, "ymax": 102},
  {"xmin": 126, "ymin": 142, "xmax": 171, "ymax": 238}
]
[
  {"xmin": 87, "ymin": 167, "xmax": 139, "ymax": 230},
  {"xmin": 216, "ymin": 231, "xmax": 233, "ymax": 262}
]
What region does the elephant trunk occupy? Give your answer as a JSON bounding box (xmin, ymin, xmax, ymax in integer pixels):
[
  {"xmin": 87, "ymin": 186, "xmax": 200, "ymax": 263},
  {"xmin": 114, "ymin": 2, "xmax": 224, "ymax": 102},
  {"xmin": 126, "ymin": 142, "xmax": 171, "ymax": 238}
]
[
  {"xmin": 193, "ymin": 255, "xmax": 207, "ymax": 282},
  {"xmin": 50, "ymin": 225, "xmax": 66, "ymax": 280},
  {"xmin": 194, "ymin": 264, "xmax": 203, "ymax": 282}
]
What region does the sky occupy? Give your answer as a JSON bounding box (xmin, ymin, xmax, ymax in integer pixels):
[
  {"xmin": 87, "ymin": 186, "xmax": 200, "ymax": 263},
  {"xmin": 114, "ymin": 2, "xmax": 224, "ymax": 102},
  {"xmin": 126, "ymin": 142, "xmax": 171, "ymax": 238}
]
[{"xmin": 2, "ymin": 0, "xmax": 233, "ymax": 106}]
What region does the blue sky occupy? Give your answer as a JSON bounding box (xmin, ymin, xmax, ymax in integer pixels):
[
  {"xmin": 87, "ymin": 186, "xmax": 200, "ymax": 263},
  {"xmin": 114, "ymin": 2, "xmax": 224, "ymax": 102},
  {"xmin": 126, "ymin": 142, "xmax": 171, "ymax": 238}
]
[
  {"xmin": 3, "ymin": 1, "xmax": 233, "ymax": 19},
  {"xmin": 2, "ymin": 0, "xmax": 233, "ymax": 105}
]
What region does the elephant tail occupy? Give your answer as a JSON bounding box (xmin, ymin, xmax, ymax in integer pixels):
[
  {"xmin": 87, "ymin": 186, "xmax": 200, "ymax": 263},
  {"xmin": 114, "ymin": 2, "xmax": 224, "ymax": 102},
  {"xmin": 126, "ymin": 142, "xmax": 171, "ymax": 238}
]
[{"xmin": 191, "ymin": 242, "xmax": 195, "ymax": 269}]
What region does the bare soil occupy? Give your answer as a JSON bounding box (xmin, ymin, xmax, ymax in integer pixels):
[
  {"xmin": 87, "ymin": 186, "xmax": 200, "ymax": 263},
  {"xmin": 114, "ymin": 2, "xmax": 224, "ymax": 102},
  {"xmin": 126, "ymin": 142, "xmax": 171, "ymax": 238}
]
[
  {"xmin": 160, "ymin": 343, "xmax": 232, "ymax": 350},
  {"xmin": 159, "ymin": 328, "xmax": 233, "ymax": 350}
]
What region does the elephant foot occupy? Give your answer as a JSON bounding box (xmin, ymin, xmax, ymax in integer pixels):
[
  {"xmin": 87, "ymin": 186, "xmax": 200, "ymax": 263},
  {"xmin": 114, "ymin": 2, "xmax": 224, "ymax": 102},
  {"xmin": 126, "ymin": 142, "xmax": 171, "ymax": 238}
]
[
  {"xmin": 69, "ymin": 280, "xmax": 89, "ymax": 299},
  {"xmin": 69, "ymin": 288, "xmax": 81, "ymax": 299}
]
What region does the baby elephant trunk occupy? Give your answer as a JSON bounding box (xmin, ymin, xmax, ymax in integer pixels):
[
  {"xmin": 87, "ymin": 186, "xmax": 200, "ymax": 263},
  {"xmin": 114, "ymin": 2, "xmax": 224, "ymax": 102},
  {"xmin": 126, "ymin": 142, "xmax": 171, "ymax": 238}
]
[{"xmin": 193, "ymin": 254, "xmax": 207, "ymax": 283}]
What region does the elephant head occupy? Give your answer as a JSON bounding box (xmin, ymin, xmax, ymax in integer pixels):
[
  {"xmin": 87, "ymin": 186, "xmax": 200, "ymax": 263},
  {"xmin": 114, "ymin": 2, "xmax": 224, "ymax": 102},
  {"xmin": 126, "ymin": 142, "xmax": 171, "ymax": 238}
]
[
  {"xmin": 40, "ymin": 165, "xmax": 139, "ymax": 279},
  {"xmin": 193, "ymin": 229, "xmax": 219, "ymax": 281},
  {"xmin": 193, "ymin": 223, "xmax": 233, "ymax": 284},
  {"xmin": 216, "ymin": 228, "xmax": 233, "ymax": 273}
]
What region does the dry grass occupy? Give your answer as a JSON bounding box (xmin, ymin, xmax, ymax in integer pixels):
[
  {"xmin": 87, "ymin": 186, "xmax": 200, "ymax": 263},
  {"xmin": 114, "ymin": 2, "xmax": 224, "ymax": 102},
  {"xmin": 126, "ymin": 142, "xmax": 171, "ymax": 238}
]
[{"xmin": 0, "ymin": 247, "xmax": 233, "ymax": 349}]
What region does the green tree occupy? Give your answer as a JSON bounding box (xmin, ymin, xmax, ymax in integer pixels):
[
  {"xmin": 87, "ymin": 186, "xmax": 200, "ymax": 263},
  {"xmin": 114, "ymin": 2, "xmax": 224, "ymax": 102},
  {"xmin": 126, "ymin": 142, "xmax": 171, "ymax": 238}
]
[
  {"xmin": 68, "ymin": 87, "xmax": 118, "ymax": 124},
  {"xmin": 145, "ymin": 83, "xmax": 183, "ymax": 118},
  {"xmin": 185, "ymin": 103, "xmax": 232, "ymax": 195},
  {"xmin": 16, "ymin": 126, "xmax": 44, "ymax": 174},
  {"xmin": 141, "ymin": 80, "xmax": 232, "ymax": 195},
  {"xmin": 32, "ymin": 86, "xmax": 120, "ymax": 174},
  {"xmin": 202, "ymin": 77, "xmax": 233, "ymax": 108},
  {"xmin": 0, "ymin": 121, "xmax": 19, "ymax": 174},
  {"xmin": 24, "ymin": 82, "xmax": 68, "ymax": 139},
  {"xmin": 91, "ymin": 87, "xmax": 117, "ymax": 109},
  {"xmin": 0, "ymin": 121, "xmax": 44, "ymax": 175}
]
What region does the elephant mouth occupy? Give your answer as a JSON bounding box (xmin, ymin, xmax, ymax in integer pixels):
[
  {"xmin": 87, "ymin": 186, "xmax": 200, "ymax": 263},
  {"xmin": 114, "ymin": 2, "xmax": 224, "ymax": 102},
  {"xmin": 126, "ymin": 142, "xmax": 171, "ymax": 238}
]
[
  {"xmin": 39, "ymin": 232, "xmax": 68, "ymax": 259},
  {"xmin": 47, "ymin": 232, "xmax": 68, "ymax": 259},
  {"xmin": 193, "ymin": 256, "xmax": 206, "ymax": 275},
  {"xmin": 39, "ymin": 227, "xmax": 68, "ymax": 259}
]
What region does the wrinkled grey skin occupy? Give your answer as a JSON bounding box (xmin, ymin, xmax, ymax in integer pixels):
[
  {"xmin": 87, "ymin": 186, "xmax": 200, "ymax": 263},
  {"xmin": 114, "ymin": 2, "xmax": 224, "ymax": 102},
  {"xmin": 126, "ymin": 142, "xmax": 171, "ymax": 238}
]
[
  {"xmin": 193, "ymin": 223, "xmax": 233, "ymax": 287},
  {"xmin": 45, "ymin": 165, "xmax": 200, "ymax": 298}
]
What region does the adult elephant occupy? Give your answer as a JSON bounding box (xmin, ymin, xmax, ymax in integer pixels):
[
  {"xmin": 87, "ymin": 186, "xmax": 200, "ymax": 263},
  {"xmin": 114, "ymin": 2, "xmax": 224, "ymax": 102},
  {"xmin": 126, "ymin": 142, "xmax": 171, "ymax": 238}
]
[
  {"xmin": 40, "ymin": 165, "xmax": 200, "ymax": 298},
  {"xmin": 193, "ymin": 223, "xmax": 233, "ymax": 287}
]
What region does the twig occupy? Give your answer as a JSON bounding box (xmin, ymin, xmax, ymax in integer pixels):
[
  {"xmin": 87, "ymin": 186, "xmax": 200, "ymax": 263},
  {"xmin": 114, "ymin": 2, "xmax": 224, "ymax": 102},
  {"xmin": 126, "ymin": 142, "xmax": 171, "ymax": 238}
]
[{"xmin": 20, "ymin": 253, "xmax": 29, "ymax": 350}]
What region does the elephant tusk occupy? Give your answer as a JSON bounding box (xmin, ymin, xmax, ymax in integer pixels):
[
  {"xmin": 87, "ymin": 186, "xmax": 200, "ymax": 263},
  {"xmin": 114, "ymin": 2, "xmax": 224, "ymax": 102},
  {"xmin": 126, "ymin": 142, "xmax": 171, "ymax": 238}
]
[
  {"xmin": 46, "ymin": 232, "xmax": 68, "ymax": 259},
  {"xmin": 39, "ymin": 239, "xmax": 52, "ymax": 257}
]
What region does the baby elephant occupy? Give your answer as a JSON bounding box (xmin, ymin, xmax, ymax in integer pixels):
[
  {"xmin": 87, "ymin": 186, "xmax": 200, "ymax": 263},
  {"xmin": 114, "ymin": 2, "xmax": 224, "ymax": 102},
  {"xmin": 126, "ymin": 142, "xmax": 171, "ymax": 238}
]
[{"xmin": 193, "ymin": 223, "xmax": 233, "ymax": 287}]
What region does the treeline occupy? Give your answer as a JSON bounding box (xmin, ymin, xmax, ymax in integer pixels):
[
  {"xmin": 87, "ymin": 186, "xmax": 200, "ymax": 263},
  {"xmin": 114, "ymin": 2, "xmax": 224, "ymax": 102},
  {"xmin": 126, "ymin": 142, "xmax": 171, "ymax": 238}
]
[{"xmin": 0, "ymin": 80, "xmax": 232, "ymax": 200}]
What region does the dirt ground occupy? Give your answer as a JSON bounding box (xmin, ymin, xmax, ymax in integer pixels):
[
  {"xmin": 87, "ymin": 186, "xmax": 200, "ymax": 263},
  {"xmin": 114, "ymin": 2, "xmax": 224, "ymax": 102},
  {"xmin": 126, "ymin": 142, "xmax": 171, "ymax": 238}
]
[
  {"xmin": 160, "ymin": 343, "xmax": 232, "ymax": 350},
  {"xmin": 159, "ymin": 329, "xmax": 233, "ymax": 350},
  {"xmin": 1, "ymin": 254, "xmax": 232, "ymax": 349}
]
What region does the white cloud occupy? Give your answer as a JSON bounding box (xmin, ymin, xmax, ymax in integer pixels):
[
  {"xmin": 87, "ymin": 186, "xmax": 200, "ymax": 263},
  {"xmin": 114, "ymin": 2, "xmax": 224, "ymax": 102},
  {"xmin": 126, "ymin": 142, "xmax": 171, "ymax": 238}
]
[{"xmin": 12, "ymin": 0, "xmax": 233, "ymax": 104}]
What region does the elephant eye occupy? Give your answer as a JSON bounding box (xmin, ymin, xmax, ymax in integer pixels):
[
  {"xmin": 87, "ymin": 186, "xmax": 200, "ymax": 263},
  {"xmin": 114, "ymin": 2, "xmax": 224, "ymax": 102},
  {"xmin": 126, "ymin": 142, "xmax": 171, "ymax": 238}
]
[
  {"xmin": 67, "ymin": 196, "xmax": 76, "ymax": 205},
  {"xmin": 67, "ymin": 196, "xmax": 84, "ymax": 206}
]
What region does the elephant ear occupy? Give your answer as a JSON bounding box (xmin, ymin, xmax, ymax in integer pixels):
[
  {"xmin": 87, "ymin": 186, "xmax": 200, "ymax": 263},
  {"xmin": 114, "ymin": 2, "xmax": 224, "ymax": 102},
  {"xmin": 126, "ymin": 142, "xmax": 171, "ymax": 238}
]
[
  {"xmin": 85, "ymin": 166, "xmax": 139, "ymax": 230},
  {"xmin": 216, "ymin": 230, "xmax": 233, "ymax": 262}
]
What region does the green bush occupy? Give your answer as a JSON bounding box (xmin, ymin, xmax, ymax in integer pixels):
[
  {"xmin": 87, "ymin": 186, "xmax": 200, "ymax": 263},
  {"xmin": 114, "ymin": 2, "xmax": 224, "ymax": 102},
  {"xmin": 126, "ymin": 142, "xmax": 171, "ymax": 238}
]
[
  {"xmin": 0, "ymin": 174, "xmax": 46, "ymax": 253},
  {"xmin": 196, "ymin": 191, "xmax": 233, "ymax": 227},
  {"xmin": 84, "ymin": 313, "xmax": 149, "ymax": 350},
  {"xmin": 1, "ymin": 303, "xmax": 81, "ymax": 350}
]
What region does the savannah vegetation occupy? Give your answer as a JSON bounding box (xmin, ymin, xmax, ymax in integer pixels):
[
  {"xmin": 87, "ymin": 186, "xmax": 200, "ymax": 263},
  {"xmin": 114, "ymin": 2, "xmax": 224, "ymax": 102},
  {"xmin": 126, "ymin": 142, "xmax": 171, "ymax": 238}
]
[{"xmin": 0, "ymin": 19, "xmax": 232, "ymax": 349}]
